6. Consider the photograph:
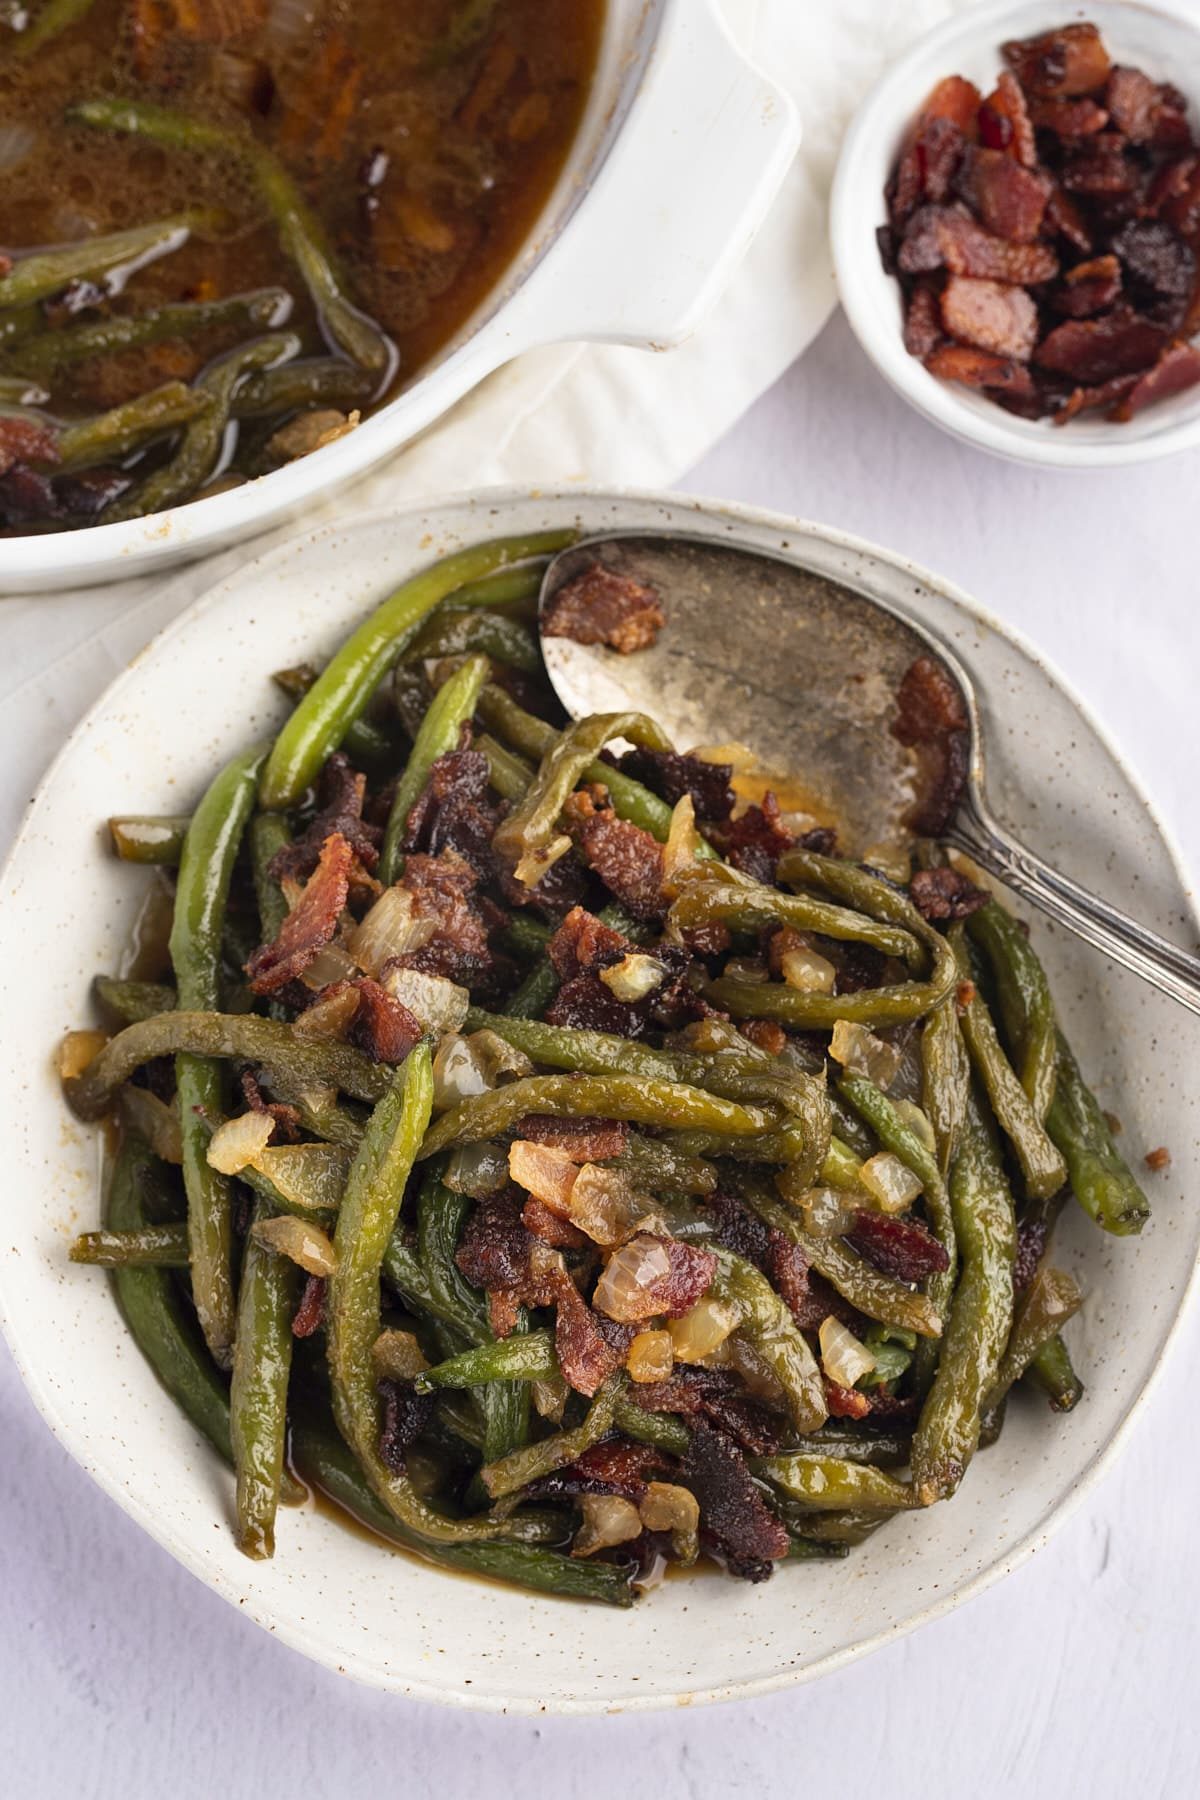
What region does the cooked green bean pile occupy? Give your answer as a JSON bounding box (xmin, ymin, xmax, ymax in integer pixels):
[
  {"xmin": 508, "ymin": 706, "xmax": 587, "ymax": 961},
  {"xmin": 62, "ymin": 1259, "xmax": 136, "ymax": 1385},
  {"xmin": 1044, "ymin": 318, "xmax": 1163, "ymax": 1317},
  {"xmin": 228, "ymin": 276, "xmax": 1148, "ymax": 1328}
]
[{"xmin": 62, "ymin": 531, "xmax": 1153, "ymax": 1602}]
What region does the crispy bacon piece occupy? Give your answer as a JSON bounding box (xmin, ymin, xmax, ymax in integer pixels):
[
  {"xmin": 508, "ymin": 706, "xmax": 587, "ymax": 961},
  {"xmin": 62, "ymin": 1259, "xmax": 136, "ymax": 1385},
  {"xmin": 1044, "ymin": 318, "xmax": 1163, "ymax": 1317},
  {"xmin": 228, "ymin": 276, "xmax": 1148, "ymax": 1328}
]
[
  {"xmin": 554, "ymin": 1274, "xmax": 627, "ymax": 1396},
  {"xmin": 909, "ymin": 865, "xmax": 990, "ymax": 923},
  {"xmin": 923, "ymin": 343, "xmax": 1036, "ymax": 399},
  {"xmin": 1043, "ymin": 183, "xmax": 1093, "ymax": 254},
  {"xmin": 545, "ymin": 972, "xmax": 643, "ymax": 1038},
  {"xmin": 515, "ymin": 1113, "xmax": 630, "ymax": 1161},
  {"xmin": 1036, "ymin": 311, "xmax": 1170, "ymax": 382},
  {"xmin": 269, "ymin": 752, "xmax": 381, "ymax": 882},
  {"xmin": 767, "ymin": 1233, "xmax": 855, "ymax": 1331},
  {"xmin": 1110, "ymin": 340, "xmax": 1200, "ymax": 420},
  {"xmin": 0, "ymin": 413, "xmax": 59, "ymax": 478},
  {"xmin": 1052, "ymin": 371, "xmax": 1139, "ymax": 424},
  {"xmin": 955, "ymin": 147, "xmax": 1050, "ymax": 242},
  {"xmin": 1027, "ymin": 96, "xmax": 1109, "ymax": 138},
  {"xmin": 378, "ymin": 1379, "xmax": 435, "ymax": 1474},
  {"xmin": 391, "ymin": 848, "xmax": 498, "ymax": 989},
  {"xmin": 346, "ymin": 977, "xmax": 422, "ymax": 1063},
  {"xmin": 542, "ymin": 563, "xmax": 666, "ymax": 655},
  {"xmin": 846, "ymin": 1210, "xmax": 950, "ymax": 1282},
  {"xmin": 892, "ymin": 655, "xmax": 970, "ymax": 836},
  {"xmin": 1106, "ymin": 67, "xmax": 1169, "ymax": 144},
  {"xmin": 889, "ymin": 77, "xmax": 980, "ymax": 225},
  {"xmin": 1059, "ymin": 142, "xmax": 1141, "ymax": 204},
  {"xmin": 246, "ymin": 831, "xmax": 352, "ymax": 994},
  {"xmin": 547, "ymin": 905, "xmax": 634, "ymax": 979},
  {"xmin": 741, "ymin": 1019, "xmax": 788, "ymax": 1057},
  {"xmin": 825, "ymin": 1379, "xmax": 872, "ymax": 1421},
  {"xmin": 521, "ymin": 1196, "xmax": 588, "ymax": 1249},
  {"xmin": 1051, "ymin": 253, "xmax": 1122, "ymax": 317},
  {"xmin": 1111, "ymin": 220, "xmax": 1196, "ymax": 316},
  {"xmin": 629, "ymin": 1368, "xmax": 783, "ymax": 1456},
  {"xmin": 1002, "ymin": 24, "xmax": 1111, "ymax": 100},
  {"xmin": 940, "ymin": 275, "xmax": 1039, "ymax": 360},
  {"xmin": 456, "ymin": 1191, "xmax": 541, "ymax": 1300},
  {"xmin": 240, "ymin": 1069, "xmax": 301, "ymax": 1141},
  {"xmin": 402, "ymin": 746, "xmax": 501, "ymax": 878},
  {"xmin": 904, "ymin": 284, "xmax": 944, "ymax": 357},
  {"xmin": 708, "ymin": 790, "xmax": 795, "ymax": 884},
  {"xmin": 611, "ymin": 747, "xmax": 735, "ymax": 822},
  {"xmin": 979, "ymin": 71, "xmax": 1037, "ymax": 167},
  {"xmin": 525, "ymin": 1438, "xmax": 673, "ymax": 1502},
  {"xmin": 563, "ymin": 786, "xmax": 666, "ymax": 919},
  {"xmin": 900, "ymin": 206, "xmax": 1058, "ymax": 285},
  {"xmin": 706, "ymin": 1191, "xmax": 772, "ymax": 1270},
  {"xmin": 292, "ymin": 1273, "xmax": 326, "ymax": 1338},
  {"xmin": 682, "ymin": 1421, "xmax": 789, "ymax": 1581}
]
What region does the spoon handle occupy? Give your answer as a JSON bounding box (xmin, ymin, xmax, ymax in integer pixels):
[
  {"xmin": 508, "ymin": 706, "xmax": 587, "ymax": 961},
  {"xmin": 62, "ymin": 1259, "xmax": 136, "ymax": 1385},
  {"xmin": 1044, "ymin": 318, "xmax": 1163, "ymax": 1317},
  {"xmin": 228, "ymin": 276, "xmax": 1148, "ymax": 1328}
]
[{"xmin": 947, "ymin": 795, "xmax": 1200, "ymax": 1017}]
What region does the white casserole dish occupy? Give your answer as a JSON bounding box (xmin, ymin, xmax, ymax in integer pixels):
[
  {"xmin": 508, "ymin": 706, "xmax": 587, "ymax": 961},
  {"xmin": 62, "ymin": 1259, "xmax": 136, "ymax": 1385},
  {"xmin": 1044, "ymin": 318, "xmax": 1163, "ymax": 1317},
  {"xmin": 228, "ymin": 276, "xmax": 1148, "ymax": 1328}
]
[{"xmin": 0, "ymin": 0, "xmax": 799, "ymax": 593}]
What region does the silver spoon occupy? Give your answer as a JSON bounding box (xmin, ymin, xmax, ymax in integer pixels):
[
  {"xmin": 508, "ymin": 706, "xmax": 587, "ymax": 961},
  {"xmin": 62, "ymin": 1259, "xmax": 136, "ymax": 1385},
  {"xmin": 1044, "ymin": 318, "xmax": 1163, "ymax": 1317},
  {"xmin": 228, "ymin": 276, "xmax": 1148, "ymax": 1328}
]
[{"xmin": 537, "ymin": 529, "xmax": 1200, "ymax": 1016}]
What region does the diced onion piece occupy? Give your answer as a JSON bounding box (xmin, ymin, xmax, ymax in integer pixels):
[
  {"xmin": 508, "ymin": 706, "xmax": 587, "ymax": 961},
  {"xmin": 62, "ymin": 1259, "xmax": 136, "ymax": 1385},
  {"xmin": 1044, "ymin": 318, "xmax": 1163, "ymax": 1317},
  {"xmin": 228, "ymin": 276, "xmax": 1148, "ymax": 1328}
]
[
  {"xmin": 251, "ymin": 1213, "xmax": 338, "ymax": 1277},
  {"xmin": 895, "ymin": 1099, "xmax": 937, "ymax": 1155},
  {"xmin": 250, "ymin": 1142, "xmax": 352, "ymax": 1211},
  {"xmin": 300, "ymin": 941, "xmax": 359, "ymax": 992},
  {"xmin": 599, "ymin": 953, "xmax": 666, "ymax": 1003},
  {"xmin": 513, "ymin": 833, "xmax": 571, "ymax": 889},
  {"xmin": 531, "ymin": 1372, "xmax": 568, "ymax": 1423},
  {"xmin": 593, "ymin": 1235, "xmax": 671, "ymax": 1322},
  {"xmin": 829, "ymin": 1018, "xmax": 903, "ymax": 1089},
  {"xmin": 444, "ymin": 1140, "xmax": 509, "ymax": 1198},
  {"xmin": 207, "ymin": 1109, "xmax": 274, "ymax": 1175},
  {"xmin": 432, "ymin": 1033, "xmax": 491, "ymax": 1108},
  {"xmin": 667, "ymin": 1016, "xmax": 747, "ymax": 1056},
  {"xmin": 788, "ymin": 1183, "xmax": 855, "ymax": 1239},
  {"xmin": 372, "ymin": 1328, "xmax": 430, "ymax": 1381},
  {"xmin": 860, "ymin": 1151, "xmax": 923, "ymax": 1213},
  {"xmin": 119, "ymin": 1086, "xmax": 182, "ymax": 1165},
  {"xmin": 58, "ymin": 1030, "xmax": 107, "ymax": 1081},
  {"xmin": 383, "ymin": 965, "xmax": 469, "ymax": 1034},
  {"xmin": 780, "ymin": 943, "xmax": 836, "ymax": 994},
  {"xmin": 292, "ymin": 982, "xmax": 361, "ymax": 1041},
  {"xmin": 819, "ymin": 1315, "xmax": 876, "ymax": 1388},
  {"xmin": 508, "ymin": 1139, "xmax": 579, "ymax": 1213},
  {"xmin": 571, "ymin": 1494, "xmax": 643, "ymax": 1558},
  {"xmin": 348, "ymin": 886, "xmax": 435, "ymax": 978},
  {"xmin": 690, "ymin": 740, "xmax": 757, "ymax": 770},
  {"xmin": 566, "ymin": 1163, "xmax": 645, "ymax": 1246},
  {"xmin": 662, "ymin": 794, "xmax": 702, "ymax": 894},
  {"xmin": 668, "ymin": 1295, "xmax": 740, "ymax": 1362},
  {"xmin": 638, "ymin": 1481, "xmax": 699, "ymax": 1536},
  {"xmin": 627, "ymin": 1328, "xmax": 674, "ymax": 1383}
]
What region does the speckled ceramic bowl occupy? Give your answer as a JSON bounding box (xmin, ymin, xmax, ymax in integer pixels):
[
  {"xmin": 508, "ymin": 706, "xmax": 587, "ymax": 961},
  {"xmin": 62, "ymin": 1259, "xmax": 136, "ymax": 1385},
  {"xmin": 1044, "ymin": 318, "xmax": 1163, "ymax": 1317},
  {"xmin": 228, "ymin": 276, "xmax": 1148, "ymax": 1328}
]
[{"xmin": 0, "ymin": 490, "xmax": 1196, "ymax": 1712}]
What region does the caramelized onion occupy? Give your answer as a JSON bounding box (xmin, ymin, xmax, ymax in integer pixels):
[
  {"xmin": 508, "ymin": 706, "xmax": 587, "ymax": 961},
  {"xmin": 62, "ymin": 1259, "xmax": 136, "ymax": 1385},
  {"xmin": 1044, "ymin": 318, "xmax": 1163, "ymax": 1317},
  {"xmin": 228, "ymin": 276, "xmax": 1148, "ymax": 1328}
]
[
  {"xmin": 383, "ymin": 965, "xmax": 469, "ymax": 1034},
  {"xmin": 251, "ymin": 1213, "xmax": 338, "ymax": 1276},
  {"xmin": 599, "ymin": 953, "xmax": 666, "ymax": 1003},
  {"xmin": 830, "ymin": 1018, "xmax": 903, "ymax": 1088},
  {"xmin": 819, "ymin": 1315, "xmax": 877, "ymax": 1388},
  {"xmin": 206, "ymin": 1109, "xmax": 274, "ymax": 1175},
  {"xmin": 627, "ymin": 1328, "xmax": 674, "ymax": 1383},
  {"xmin": 860, "ymin": 1151, "xmax": 924, "ymax": 1213},
  {"xmin": 349, "ymin": 887, "xmax": 435, "ymax": 978},
  {"xmin": 593, "ymin": 1235, "xmax": 671, "ymax": 1322},
  {"xmin": 668, "ymin": 1295, "xmax": 740, "ymax": 1361},
  {"xmin": 572, "ymin": 1494, "xmax": 643, "ymax": 1557}
]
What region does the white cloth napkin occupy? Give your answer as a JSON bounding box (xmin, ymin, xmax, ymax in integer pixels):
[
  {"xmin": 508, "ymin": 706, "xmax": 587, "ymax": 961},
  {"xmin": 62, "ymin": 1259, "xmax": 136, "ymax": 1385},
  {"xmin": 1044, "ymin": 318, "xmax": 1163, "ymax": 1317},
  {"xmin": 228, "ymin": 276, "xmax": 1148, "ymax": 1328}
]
[{"xmin": 0, "ymin": 0, "xmax": 965, "ymax": 851}]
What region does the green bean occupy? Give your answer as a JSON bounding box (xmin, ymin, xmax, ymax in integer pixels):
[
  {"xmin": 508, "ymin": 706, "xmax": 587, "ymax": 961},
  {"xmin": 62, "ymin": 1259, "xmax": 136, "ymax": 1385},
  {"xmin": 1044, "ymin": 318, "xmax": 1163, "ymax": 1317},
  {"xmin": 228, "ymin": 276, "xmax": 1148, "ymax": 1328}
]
[
  {"xmin": 231, "ymin": 1197, "xmax": 301, "ymax": 1558},
  {"xmin": 710, "ymin": 1247, "xmax": 827, "ymax": 1432},
  {"xmin": 746, "ymin": 1187, "xmax": 944, "ymax": 1338},
  {"xmin": 270, "ymin": 664, "xmax": 400, "ymax": 764},
  {"xmin": 102, "ymin": 1134, "xmax": 232, "ymax": 1461},
  {"xmin": 5, "ymin": 288, "xmax": 292, "ymax": 380},
  {"xmin": 92, "ymin": 975, "xmax": 176, "ymax": 1025},
  {"xmin": 785, "ymin": 1536, "xmax": 852, "ymax": 1561},
  {"xmin": 1027, "ymin": 1331, "xmax": 1084, "ymax": 1412},
  {"xmin": 782, "ymin": 1509, "xmax": 886, "ymax": 1545},
  {"xmin": 260, "ymin": 535, "xmax": 571, "ymax": 810},
  {"xmin": 613, "ymin": 1400, "xmax": 691, "ymax": 1456},
  {"xmin": 69, "ymin": 100, "xmax": 392, "ymax": 375},
  {"xmin": 290, "ymin": 1408, "xmax": 633, "ymax": 1605},
  {"xmin": 383, "ymin": 1230, "xmax": 485, "ymax": 1344},
  {"xmin": 615, "ymin": 1134, "xmax": 718, "ymax": 1197},
  {"xmin": 69, "ymin": 1223, "xmax": 189, "ymax": 1266},
  {"xmin": 0, "ymin": 211, "xmax": 219, "ymax": 310},
  {"xmin": 105, "ymin": 332, "xmax": 299, "ymax": 522},
  {"xmin": 420, "ymin": 1074, "xmax": 774, "ymax": 1160},
  {"xmin": 499, "ymin": 915, "xmax": 553, "ymax": 961},
  {"xmin": 406, "ymin": 609, "xmax": 540, "ymax": 674},
  {"xmin": 168, "ymin": 743, "xmax": 266, "ymax": 1368},
  {"xmin": 967, "ymin": 901, "xmax": 1058, "ymax": 1120},
  {"xmin": 985, "ymin": 1264, "xmax": 1084, "ymax": 1412},
  {"xmin": 949, "ymin": 925, "xmax": 1066, "ymax": 1202},
  {"xmin": 1045, "ymin": 1030, "xmax": 1150, "ymax": 1236},
  {"xmin": 911, "ymin": 1087, "xmax": 1016, "ymax": 1505},
  {"xmin": 380, "ymin": 653, "xmax": 489, "ymax": 883},
  {"xmin": 670, "ymin": 868, "xmax": 921, "ymax": 967},
  {"xmin": 922, "ymin": 999, "xmax": 970, "ymax": 1178},
  {"xmin": 108, "ymin": 814, "xmax": 191, "ymax": 865},
  {"xmin": 502, "ymin": 957, "xmax": 559, "ymax": 1020},
  {"xmin": 416, "ymin": 1331, "xmax": 556, "ymax": 1392},
  {"xmin": 446, "ymin": 565, "xmax": 549, "ymax": 611},
  {"xmin": 481, "ymin": 1372, "xmax": 624, "ymax": 1499},
  {"xmin": 478, "ymin": 731, "xmax": 535, "ymax": 802},
  {"xmin": 13, "ymin": 0, "xmax": 95, "ymax": 55},
  {"xmin": 787, "ymin": 1430, "xmax": 911, "ymax": 1467},
  {"xmin": 57, "ymin": 380, "xmax": 213, "ymax": 470},
  {"xmin": 755, "ymin": 1454, "xmax": 917, "ymax": 1513},
  {"xmin": 233, "ymin": 356, "xmax": 375, "ymax": 420},
  {"xmin": 249, "ymin": 812, "xmax": 292, "ymax": 945}
]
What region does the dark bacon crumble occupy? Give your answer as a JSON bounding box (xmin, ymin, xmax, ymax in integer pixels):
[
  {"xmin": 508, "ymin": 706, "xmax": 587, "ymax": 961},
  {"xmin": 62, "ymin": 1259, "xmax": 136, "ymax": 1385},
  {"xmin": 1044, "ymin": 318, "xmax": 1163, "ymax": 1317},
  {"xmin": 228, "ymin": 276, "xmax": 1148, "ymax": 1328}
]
[{"xmin": 542, "ymin": 563, "xmax": 666, "ymax": 655}]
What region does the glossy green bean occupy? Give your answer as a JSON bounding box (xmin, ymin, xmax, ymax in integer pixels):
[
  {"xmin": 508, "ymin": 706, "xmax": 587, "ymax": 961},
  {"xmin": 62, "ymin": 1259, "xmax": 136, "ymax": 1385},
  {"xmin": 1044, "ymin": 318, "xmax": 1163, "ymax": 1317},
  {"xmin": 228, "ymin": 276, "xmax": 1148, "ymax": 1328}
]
[
  {"xmin": 481, "ymin": 1372, "xmax": 624, "ymax": 1499},
  {"xmin": 92, "ymin": 975, "xmax": 176, "ymax": 1025},
  {"xmin": 1027, "ymin": 1331, "xmax": 1085, "ymax": 1412},
  {"xmin": 380, "ymin": 653, "xmax": 489, "ymax": 883},
  {"xmin": 108, "ymin": 814, "xmax": 191, "ymax": 864},
  {"xmin": 755, "ymin": 1454, "xmax": 918, "ymax": 1513},
  {"xmin": 1045, "ymin": 1030, "xmax": 1150, "ymax": 1236},
  {"xmin": 0, "ymin": 211, "xmax": 218, "ymax": 310},
  {"xmin": 57, "ymin": 380, "xmax": 213, "ymax": 470},
  {"xmin": 498, "ymin": 915, "xmax": 553, "ymax": 960},
  {"xmin": 615, "ymin": 1134, "xmax": 718, "ymax": 1197},
  {"xmin": 6, "ymin": 288, "xmax": 291, "ymax": 379},
  {"xmin": 416, "ymin": 1330, "xmax": 556, "ymax": 1392},
  {"xmin": 70, "ymin": 1223, "xmax": 189, "ymax": 1266},
  {"xmin": 967, "ymin": 900, "xmax": 1058, "ymax": 1121},
  {"xmin": 612, "ymin": 1400, "xmax": 691, "ymax": 1456},
  {"xmin": 747, "ymin": 1187, "xmax": 944, "ymax": 1338},
  {"xmin": 234, "ymin": 356, "xmax": 374, "ymax": 420},
  {"xmin": 406, "ymin": 608, "xmax": 539, "ymax": 674},
  {"xmin": 669, "ymin": 868, "xmax": 921, "ymax": 967},
  {"xmin": 922, "ymin": 999, "xmax": 970, "ymax": 1178},
  {"xmin": 787, "ymin": 1430, "xmax": 911, "ymax": 1467},
  {"xmin": 911, "ymin": 1087, "xmax": 1015, "ymax": 1505},
  {"xmin": 270, "ymin": 664, "xmax": 400, "ymax": 764},
  {"xmin": 477, "ymin": 731, "xmax": 535, "ymax": 802},
  {"xmin": 710, "ymin": 1247, "xmax": 827, "ymax": 1432},
  {"xmin": 249, "ymin": 812, "xmax": 292, "ymax": 944},
  {"xmin": 949, "ymin": 925, "xmax": 1066, "ymax": 1202},
  {"xmin": 260, "ymin": 536, "xmax": 571, "ymax": 810},
  {"xmin": 985, "ymin": 1264, "xmax": 1084, "ymax": 1412},
  {"xmin": 383, "ymin": 1230, "xmax": 486, "ymax": 1345},
  {"xmin": 231, "ymin": 1197, "xmax": 301, "ymax": 1558},
  {"xmin": 169, "ymin": 742, "xmax": 266, "ymax": 1368}
]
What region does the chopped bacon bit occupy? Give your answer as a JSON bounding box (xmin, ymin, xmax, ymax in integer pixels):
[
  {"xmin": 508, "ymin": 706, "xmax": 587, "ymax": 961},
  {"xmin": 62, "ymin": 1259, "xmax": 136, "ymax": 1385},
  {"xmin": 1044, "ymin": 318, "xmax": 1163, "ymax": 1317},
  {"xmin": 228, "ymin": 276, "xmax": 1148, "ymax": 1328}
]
[
  {"xmin": 542, "ymin": 563, "xmax": 666, "ymax": 655},
  {"xmin": 545, "ymin": 971, "xmax": 643, "ymax": 1038},
  {"xmin": 547, "ymin": 905, "xmax": 634, "ymax": 979},
  {"xmin": 647, "ymin": 1239, "xmax": 718, "ymax": 1319},
  {"xmin": 940, "ymin": 275, "xmax": 1039, "ymax": 361},
  {"xmin": 904, "ymin": 284, "xmax": 944, "ymax": 358},
  {"xmin": 456, "ymin": 1191, "xmax": 540, "ymax": 1298},
  {"xmin": 488, "ymin": 1290, "xmax": 522, "ymax": 1338},
  {"xmin": 900, "ymin": 205, "xmax": 1057, "ymax": 286},
  {"xmin": 956, "ymin": 146, "xmax": 1050, "ymax": 242},
  {"xmin": 1144, "ymin": 1146, "xmax": 1171, "ymax": 1172},
  {"xmin": 889, "ymin": 77, "xmax": 980, "ymax": 227},
  {"xmin": 980, "ymin": 72, "xmax": 1037, "ymax": 167},
  {"xmin": 1002, "ymin": 24, "xmax": 1111, "ymax": 100},
  {"xmin": 628, "ymin": 1367, "xmax": 783, "ymax": 1455},
  {"xmin": 1052, "ymin": 371, "xmax": 1139, "ymax": 424},
  {"xmin": 240, "ymin": 1070, "xmax": 302, "ymax": 1141},
  {"xmin": 1051, "ymin": 253, "xmax": 1122, "ymax": 317},
  {"xmin": 909, "ymin": 865, "xmax": 989, "ymax": 923},
  {"xmin": 768, "ymin": 1232, "xmax": 855, "ymax": 1331},
  {"xmin": 516, "ymin": 1114, "xmax": 630, "ymax": 1162},
  {"xmin": 1110, "ymin": 341, "xmax": 1200, "ymax": 420},
  {"xmin": 611, "ymin": 747, "xmax": 734, "ymax": 822},
  {"xmin": 1111, "ymin": 220, "xmax": 1196, "ymax": 316},
  {"xmin": 1013, "ymin": 1215, "xmax": 1049, "ymax": 1293},
  {"xmin": 924, "ymin": 343, "xmax": 1036, "ymax": 398},
  {"xmin": 741, "ymin": 1019, "xmax": 788, "ymax": 1057},
  {"xmin": 706, "ymin": 1191, "xmax": 772, "ymax": 1270},
  {"xmin": 402, "ymin": 746, "xmax": 500, "ymax": 878},
  {"xmin": 825, "ymin": 1379, "xmax": 872, "ymax": 1421},
  {"xmin": 892, "ymin": 655, "xmax": 970, "ymax": 837},
  {"xmin": 345, "ymin": 976, "xmax": 422, "ymax": 1063},
  {"xmin": 1043, "ymin": 183, "xmax": 1094, "ymax": 254},
  {"xmin": 269, "ymin": 753, "xmax": 381, "ymax": 883},
  {"xmin": 1027, "ymin": 96, "xmax": 1109, "ymax": 139},
  {"xmin": 291, "ymin": 1273, "xmax": 326, "ymax": 1338},
  {"xmin": 956, "ymin": 979, "xmax": 977, "ymax": 1010},
  {"xmin": 246, "ymin": 831, "xmax": 353, "ymax": 994},
  {"xmin": 554, "ymin": 1274, "xmax": 627, "ymax": 1396},
  {"xmin": 708, "ymin": 790, "xmax": 795, "ymax": 884},
  {"xmin": 682, "ymin": 1421, "xmax": 789, "ymax": 1581},
  {"xmin": 563, "ymin": 786, "xmax": 667, "ymax": 920},
  {"xmin": 525, "ymin": 1438, "xmax": 673, "ymax": 1502},
  {"xmin": 846, "ymin": 1209, "xmax": 950, "ymax": 1282},
  {"xmin": 680, "ymin": 921, "xmax": 732, "ymax": 959},
  {"xmin": 522, "ymin": 1196, "xmax": 588, "ymax": 1249},
  {"xmin": 378, "ymin": 1379, "xmax": 435, "ymax": 1474},
  {"xmin": 1036, "ymin": 312, "xmax": 1170, "ymax": 382},
  {"xmin": 0, "ymin": 413, "xmax": 59, "ymax": 478},
  {"xmin": 390, "ymin": 849, "xmax": 499, "ymax": 989}
]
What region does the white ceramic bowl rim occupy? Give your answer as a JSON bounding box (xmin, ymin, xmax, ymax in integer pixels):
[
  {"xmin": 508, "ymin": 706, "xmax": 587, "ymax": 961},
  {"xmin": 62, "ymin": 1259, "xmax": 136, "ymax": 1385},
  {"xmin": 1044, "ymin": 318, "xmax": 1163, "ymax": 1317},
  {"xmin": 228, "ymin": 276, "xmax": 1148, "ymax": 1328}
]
[
  {"xmin": 1, "ymin": 486, "xmax": 1197, "ymax": 1712},
  {"xmin": 832, "ymin": 0, "xmax": 1200, "ymax": 469}
]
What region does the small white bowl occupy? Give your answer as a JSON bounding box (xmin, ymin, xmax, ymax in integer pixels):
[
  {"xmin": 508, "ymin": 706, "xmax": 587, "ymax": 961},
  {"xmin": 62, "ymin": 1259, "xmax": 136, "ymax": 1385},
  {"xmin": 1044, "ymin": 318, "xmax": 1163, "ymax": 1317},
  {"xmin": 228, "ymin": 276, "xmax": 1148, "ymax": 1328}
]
[{"xmin": 832, "ymin": 0, "xmax": 1200, "ymax": 468}]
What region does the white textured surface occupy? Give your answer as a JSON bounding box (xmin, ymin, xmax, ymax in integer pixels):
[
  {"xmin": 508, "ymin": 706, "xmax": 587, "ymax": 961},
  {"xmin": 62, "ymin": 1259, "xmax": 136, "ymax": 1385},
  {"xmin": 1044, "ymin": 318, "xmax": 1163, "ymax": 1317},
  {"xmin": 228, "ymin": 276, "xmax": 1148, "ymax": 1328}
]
[{"xmin": 2, "ymin": 312, "xmax": 1199, "ymax": 1788}]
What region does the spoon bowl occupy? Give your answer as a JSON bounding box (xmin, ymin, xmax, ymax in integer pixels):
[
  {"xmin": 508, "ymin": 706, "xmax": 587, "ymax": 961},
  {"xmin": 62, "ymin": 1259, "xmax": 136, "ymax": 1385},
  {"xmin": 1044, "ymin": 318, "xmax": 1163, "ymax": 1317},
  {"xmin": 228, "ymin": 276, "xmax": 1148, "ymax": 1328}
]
[{"xmin": 540, "ymin": 530, "xmax": 1200, "ymax": 1014}]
